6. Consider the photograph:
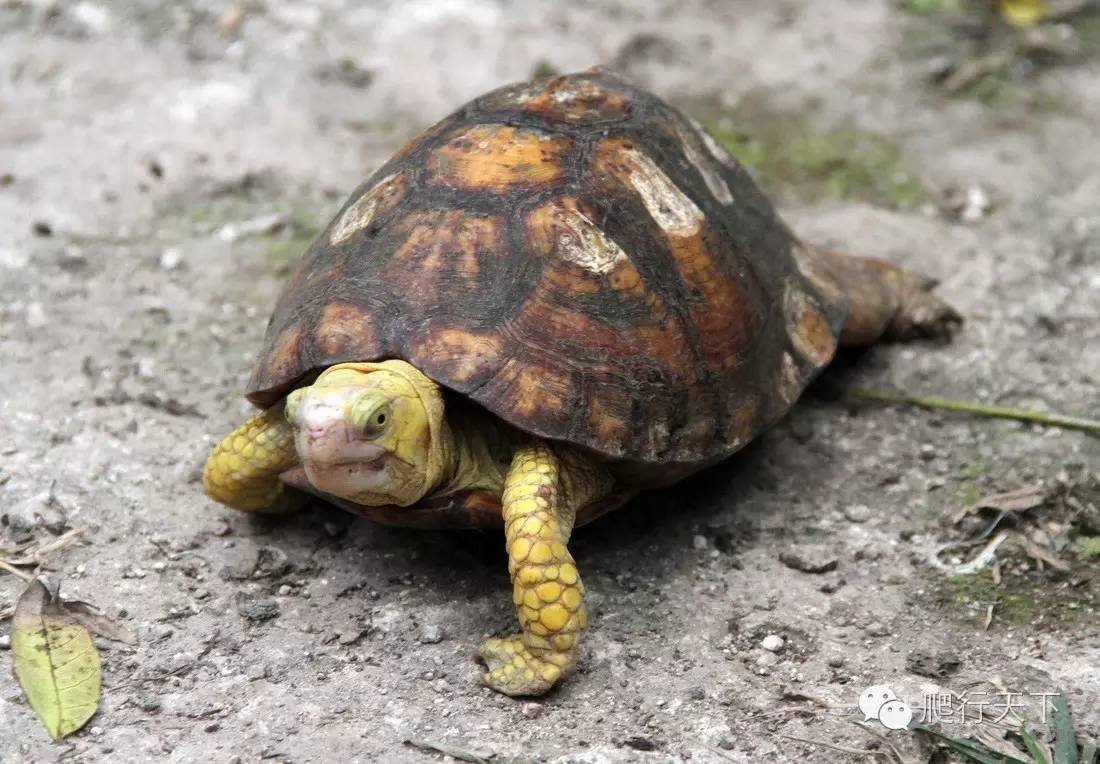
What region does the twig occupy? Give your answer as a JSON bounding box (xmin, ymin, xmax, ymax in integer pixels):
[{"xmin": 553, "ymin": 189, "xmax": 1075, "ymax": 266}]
[
  {"xmin": 0, "ymin": 559, "xmax": 33, "ymax": 581},
  {"xmin": 850, "ymin": 389, "xmax": 1100, "ymax": 434},
  {"xmin": 781, "ymin": 733, "xmax": 890, "ymax": 759},
  {"xmin": 402, "ymin": 739, "xmax": 490, "ymax": 763}
]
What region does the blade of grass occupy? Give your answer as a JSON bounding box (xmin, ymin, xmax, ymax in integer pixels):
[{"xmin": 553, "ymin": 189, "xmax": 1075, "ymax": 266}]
[
  {"xmin": 1052, "ymin": 695, "xmax": 1079, "ymax": 764},
  {"xmin": 1021, "ymin": 725, "xmax": 1052, "ymax": 764},
  {"xmin": 915, "ymin": 725, "xmax": 1031, "ymax": 764},
  {"xmin": 849, "ymin": 389, "xmax": 1100, "ymax": 435}
]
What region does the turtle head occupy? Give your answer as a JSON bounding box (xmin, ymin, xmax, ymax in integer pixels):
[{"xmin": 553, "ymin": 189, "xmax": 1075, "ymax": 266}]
[{"xmin": 283, "ymin": 361, "xmax": 447, "ymax": 507}]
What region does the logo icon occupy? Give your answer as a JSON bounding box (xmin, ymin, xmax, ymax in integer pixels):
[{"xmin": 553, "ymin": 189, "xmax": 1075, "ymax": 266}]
[{"xmin": 859, "ymin": 686, "xmax": 913, "ymax": 730}]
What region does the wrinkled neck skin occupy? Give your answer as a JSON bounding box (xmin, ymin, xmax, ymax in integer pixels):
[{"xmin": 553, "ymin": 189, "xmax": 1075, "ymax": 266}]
[
  {"xmin": 284, "ymin": 361, "xmax": 510, "ymax": 508},
  {"xmin": 433, "ymin": 405, "xmax": 511, "ymax": 499}
]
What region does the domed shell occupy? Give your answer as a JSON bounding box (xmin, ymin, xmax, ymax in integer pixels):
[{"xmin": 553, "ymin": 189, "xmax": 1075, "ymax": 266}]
[{"xmin": 247, "ymin": 67, "xmax": 847, "ymax": 468}]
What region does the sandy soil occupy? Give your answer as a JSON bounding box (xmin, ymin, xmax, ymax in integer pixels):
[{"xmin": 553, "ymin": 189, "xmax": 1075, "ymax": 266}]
[{"xmin": 1, "ymin": 1, "xmax": 1098, "ymax": 762}]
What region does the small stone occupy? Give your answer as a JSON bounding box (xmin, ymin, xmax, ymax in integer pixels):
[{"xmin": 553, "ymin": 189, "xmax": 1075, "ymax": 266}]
[
  {"xmin": 4, "ymin": 491, "xmax": 68, "ymax": 535},
  {"xmin": 90, "ymin": 726, "xmax": 104, "ymax": 736},
  {"xmin": 159, "ymin": 248, "xmax": 182, "ymax": 270},
  {"xmin": 919, "ymin": 444, "xmax": 937, "ymax": 461},
  {"xmin": 418, "ymin": 623, "xmax": 444, "ymax": 644},
  {"xmin": 151, "ymin": 561, "xmax": 167, "ymax": 572},
  {"xmin": 906, "ymin": 648, "xmax": 961, "ymax": 679},
  {"xmin": 277, "ymin": 584, "xmax": 293, "ymax": 596},
  {"xmin": 826, "ymin": 656, "xmax": 845, "ymax": 668},
  {"xmin": 844, "ymin": 504, "xmax": 872, "ymax": 523},
  {"xmin": 0, "ymin": 635, "xmax": 10, "ymax": 649},
  {"xmin": 26, "ymin": 301, "xmax": 47, "ymax": 329},
  {"xmin": 692, "ymin": 534, "xmax": 708, "ymax": 550},
  {"xmin": 865, "ymin": 621, "xmax": 891, "ymax": 637},
  {"xmin": 138, "ymin": 697, "xmax": 162, "ymax": 713},
  {"xmin": 253, "ymin": 545, "xmax": 290, "ymax": 578},
  {"xmin": 217, "ymin": 213, "xmax": 286, "ymax": 242},
  {"xmin": 754, "ymin": 650, "xmax": 779, "ymax": 667},
  {"xmin": 687, "ymin": 686, "xmax": 706, "ymax": 701},
  {"xmin": 778, "ymin": 545, "xmax": 838, "ymax": 574},
  {"xmin": 236, "ymin": 594, "xmax": 280, "ymax": 623},
  {"xmin": 520, "ymin": 702, "xmax": 543, "ymax": 718},
  {"xmin": 322, "ymin": 520, "xmax": 347, "ymax": 537},
  {"xmin": 760, "ymin": 634, "xmax": 785, "ymax": 653}
]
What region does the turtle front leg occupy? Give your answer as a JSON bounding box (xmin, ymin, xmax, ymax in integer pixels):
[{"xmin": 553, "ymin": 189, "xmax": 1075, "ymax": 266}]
[
  {"xmin": 477, "ymin": 443, "xmax": 609, "ymax": 696},
  {"xmin": 203, "ymin": 405, "xmax": 302, "ymax": 513}
]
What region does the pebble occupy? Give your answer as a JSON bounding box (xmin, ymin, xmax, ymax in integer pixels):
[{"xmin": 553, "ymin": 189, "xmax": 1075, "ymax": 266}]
[
  {"xmin": 277, "ymin": 584, "xmax": 293, "ymax": 596},
  {"xmin": 218, "ymin": 213, "xmax": 286, "ymax": 242},
  {"xmin": 159, "ymin": 247, "xmax": 182, "ymax": 270},
  {"xmin": 865, "ymin": 621, "xmax": 891, "ymax": 637},
  {"xmin": 843, "ymin": 504, "xmax": 871, "ymax": 523},
  {"xmin": 906, "ymin": 648, "xmax": 960, "ymax": 679},
  {"xmin": 778, "ymin": 545, "xmax": 838, "ymax": 574},
  {"xmin": 760, "ymin": 634, "xmax": 785, "ymax": 652},
  {"xmin": 236, "ymin": 595, "xmax": 280, "ymax": 623},
  {"xmin": 692, "ymin": 534, "xmax": 707, "ymax": 550},
  {"xmin": 0, "ymin": 635, "xmax": 10, "ymax": 649},
  {"xmin": 418, "ymin": 623, "xmax": 444, "ymax": 644}
]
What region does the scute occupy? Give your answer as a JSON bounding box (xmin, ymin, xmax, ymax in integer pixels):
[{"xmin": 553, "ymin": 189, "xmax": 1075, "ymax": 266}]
[{"xmin": 247, "ymin": 67, "xmax": 848, "ymax": 471}]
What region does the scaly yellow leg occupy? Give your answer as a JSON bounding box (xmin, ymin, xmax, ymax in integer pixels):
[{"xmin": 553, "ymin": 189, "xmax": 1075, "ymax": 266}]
[
  {"xmin": 202, "ymin": 405, "xmax": 301, "ymax": 513},
  {"xmin": 478, "ymin": 443, "xmax": 610, "ymax": 696}
]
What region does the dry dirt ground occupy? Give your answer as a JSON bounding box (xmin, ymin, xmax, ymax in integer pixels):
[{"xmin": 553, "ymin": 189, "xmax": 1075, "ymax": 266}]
[{"xmin": 1, "ymin": 1, "xmax": 1099, "ymax": 762}]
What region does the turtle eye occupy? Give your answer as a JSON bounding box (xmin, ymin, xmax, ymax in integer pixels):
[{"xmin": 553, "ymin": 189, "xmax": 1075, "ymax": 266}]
[{"xmin": 360, "ymin": 403, "xmax": 392, "ymax": 437}]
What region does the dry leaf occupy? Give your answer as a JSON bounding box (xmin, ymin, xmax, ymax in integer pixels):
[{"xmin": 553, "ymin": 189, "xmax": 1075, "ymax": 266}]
[
  {"xmin": 11, "ymin": 579, "xmax": 102, "ymax": 739},
  {"xmin": 64, "ymin": 601, "xmax": 138, "ymax": 646},
  {"xmin": 1013, "ymin": 532, "xmax": 1071, "ymax": 572},
  {"xmin": 977, "ymin": 485, "xmax": 1051, "ymax": 513}
]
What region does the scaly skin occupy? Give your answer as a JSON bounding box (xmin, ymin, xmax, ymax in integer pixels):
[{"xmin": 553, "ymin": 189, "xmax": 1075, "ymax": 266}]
[
  {"xmin": 205, "ymin": 360, "xmax": 615, "ymax": 696},
  {"xmin": 202, "ymin": 406, "xmax": 300, "ymax": 512},
  {"xmin": 477, "ymin": 443, "xmax": 611, "ymax": 696}
]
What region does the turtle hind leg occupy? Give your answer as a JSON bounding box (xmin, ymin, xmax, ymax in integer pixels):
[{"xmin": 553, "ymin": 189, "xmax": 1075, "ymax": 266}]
[
  {"xmin": 819, "ymin": 249, "xmax": 962, "ymax": 345},
  {"xmin": 203, "ymin": 405, "xmax": 304, "ymax": 513}
]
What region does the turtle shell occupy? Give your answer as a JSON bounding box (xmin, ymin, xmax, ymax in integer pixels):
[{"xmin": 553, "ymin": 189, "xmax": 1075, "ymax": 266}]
[{"xmin": 248, "ymin": 67, "xmax": 847, "ymax": 470}]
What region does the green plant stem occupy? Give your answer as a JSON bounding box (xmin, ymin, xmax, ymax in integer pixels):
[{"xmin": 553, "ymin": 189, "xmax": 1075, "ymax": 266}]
[{"xmin": 850, "ymin": 389, "xmax": 1100, "ymax": 434}]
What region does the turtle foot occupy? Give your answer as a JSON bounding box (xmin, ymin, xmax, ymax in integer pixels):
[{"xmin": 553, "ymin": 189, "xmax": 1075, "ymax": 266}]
[{"xmin": 476, "ymin": 635, "xmax": 573, "ymax": 697}]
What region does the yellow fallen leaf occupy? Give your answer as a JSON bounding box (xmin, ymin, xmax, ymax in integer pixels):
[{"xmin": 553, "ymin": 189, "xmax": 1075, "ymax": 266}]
[
  {"xmin": 997, "ymin": 0, "xmax": 1048, "ymax": 27},
  {"xmin": 11, "ymin": 579, "xmax": 102, "ymax": 740}
]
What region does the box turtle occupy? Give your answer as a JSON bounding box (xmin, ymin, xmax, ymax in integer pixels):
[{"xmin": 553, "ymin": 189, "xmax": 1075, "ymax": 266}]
[{"xmin": 204, "ymin": 67, "xmax": 960, "ymax": 696}]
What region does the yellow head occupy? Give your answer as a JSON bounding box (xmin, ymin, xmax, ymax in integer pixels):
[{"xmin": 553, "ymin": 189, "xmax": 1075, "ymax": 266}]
[{"xmin": 283, "ymin": 361, "xmax": 447, "ymax": 507}]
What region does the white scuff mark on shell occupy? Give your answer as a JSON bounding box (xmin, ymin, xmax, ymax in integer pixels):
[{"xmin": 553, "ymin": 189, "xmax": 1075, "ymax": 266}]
[
  {"xmin": 790, "ymin": 241, "xmax": 844, "ymax": 303},
  {"xmin": 328, "ymin": 173, "xmax": 400, "ymax": 246},
  {"xmin": 554, "ymin": 204, "xmax": 628, "ymax": 275},
  {"xmin": 550, "ymin": 79, "xmax": 600, "ymax": 106},
  {"xmin": 675, "ymin": 122, "xmax": 733, "ymax": 205},
  {"xmin": 777, "ymin": 352, "xmax": 802, "ymax": 404},
  {"xmin": 690, "ymin": 117, "xmax": 742, "ymax": 172},
  {"xmin": 622, "ymin": 148, "xmax": 704, "ymax": 237},
  {"xmin": 784, "ymin": 282, "xmax": 835, "ymax": 368}
]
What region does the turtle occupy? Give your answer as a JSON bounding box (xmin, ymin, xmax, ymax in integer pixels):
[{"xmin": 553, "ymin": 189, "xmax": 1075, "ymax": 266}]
[{"xmin": 203, "ymin": 66, "xmax": 960, "ymax": 697}]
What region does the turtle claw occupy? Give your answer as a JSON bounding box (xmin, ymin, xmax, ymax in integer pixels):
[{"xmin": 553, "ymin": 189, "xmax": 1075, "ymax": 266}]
[{"xmin": 476, "ymin": 635, "xmax": 570, "ymax": 697}]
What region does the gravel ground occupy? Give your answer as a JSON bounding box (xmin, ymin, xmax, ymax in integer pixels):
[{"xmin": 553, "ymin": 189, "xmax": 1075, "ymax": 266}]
[{"xmin": 1, "ymin": 1, "xmax": 1098, "ymax": 762}]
